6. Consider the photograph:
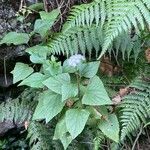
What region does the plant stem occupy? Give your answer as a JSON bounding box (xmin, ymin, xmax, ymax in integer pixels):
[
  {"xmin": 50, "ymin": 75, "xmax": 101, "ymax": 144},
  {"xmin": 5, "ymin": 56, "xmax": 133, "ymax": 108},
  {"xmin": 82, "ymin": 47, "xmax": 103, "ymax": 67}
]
[
  {"xmin": 131, "ymin": 124, "xmax": 143, "ymax": 150},
  {"xmin": 76, "ymin": 72, "xmax": 80, "ymax": 98}
]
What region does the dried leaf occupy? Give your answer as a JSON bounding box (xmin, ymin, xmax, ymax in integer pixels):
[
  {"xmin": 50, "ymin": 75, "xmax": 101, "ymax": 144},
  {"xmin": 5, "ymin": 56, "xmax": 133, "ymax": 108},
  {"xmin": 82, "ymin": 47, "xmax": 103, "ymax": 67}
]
[
  {"xmin": 145, "ymin": 48, "xmax": 150, "ymax": 63},
  {"xmin": 119, "ymin": 87, "xmax": 129, "ymax": 97}
]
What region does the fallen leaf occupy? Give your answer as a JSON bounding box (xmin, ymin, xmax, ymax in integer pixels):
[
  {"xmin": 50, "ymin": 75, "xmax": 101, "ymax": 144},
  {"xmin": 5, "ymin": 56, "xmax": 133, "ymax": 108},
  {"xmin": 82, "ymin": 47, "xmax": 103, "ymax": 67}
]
[
  {"xmin": 119, "ymin": 87, "xmax": 129, "ymax": 97},
  {"xmin": 145, "ymin": 48, "xmax": 150, "ymax": 63}
]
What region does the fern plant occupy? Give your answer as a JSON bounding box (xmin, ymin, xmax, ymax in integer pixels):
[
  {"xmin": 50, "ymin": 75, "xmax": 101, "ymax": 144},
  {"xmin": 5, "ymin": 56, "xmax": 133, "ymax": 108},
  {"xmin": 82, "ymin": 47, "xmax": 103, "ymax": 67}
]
[
  {"xmin": 47, "ymin": 0, "xmax": 150, "ymax": 59},
  {"xmin": 0, "ymin": 89, "xmax": 36, "ymax": 126},
  {"xmin": 48, "ymin": 25, "xmax": 141, "ymax": 61},
  {"xmin": 118, "ymin": 76, "xmax": 150, "ymax": 141},
  {"xmin": 27, "ymin": 121, "xmax": 58, "ymax": 150},
  {"xmin": 0, "ymin": 89, "xmax": 37, "ymax": 137}
]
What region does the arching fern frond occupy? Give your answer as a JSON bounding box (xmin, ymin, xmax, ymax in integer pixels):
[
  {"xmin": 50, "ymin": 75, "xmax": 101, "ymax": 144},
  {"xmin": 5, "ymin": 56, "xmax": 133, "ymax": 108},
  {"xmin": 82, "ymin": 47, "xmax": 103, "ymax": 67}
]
[
  {"xmin": 93, "ymin": 130, "xmax": 105, "ymax": 150},
  {"xmin": 118, "ymin": 77, "xmax": 150, "ymax": 141},
  {"xmin": 48, "ymin": 25, "xmax": 103, "ymax": 58},
  {"xmin": 63, "ymin": 0, "xmax": 106, "ymax": 30},
  {"xmin": 100, "ymin": 0, "xmax": 150, "ymax": 58},
  {"xmin": 48, "ymin": 25, "xmax": 141, "ymax": 61},
  {"xmin": 62, "ymin": 0, "xmax": 150, "ymax": 58},
  {"xmin": 27, "ymin": 122, "xmax": 57, "ymax": 150},
  {"xmin": 0, "ymin": 89, "xmax": 36, "ymax": 126}
]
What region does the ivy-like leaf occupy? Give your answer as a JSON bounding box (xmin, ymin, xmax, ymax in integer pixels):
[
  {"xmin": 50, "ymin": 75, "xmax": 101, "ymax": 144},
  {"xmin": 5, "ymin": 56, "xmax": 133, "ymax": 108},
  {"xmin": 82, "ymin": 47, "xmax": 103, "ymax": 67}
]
[
  {"xmin": 19, "ymin": 73, "xmax": 46, "ymax": 88},
  {"xmin": 98, "ymin": 114, "xmax": 119, "ymax": 143},
  {"xmin": 60, "ymin": 134, "xmax": 72, "ymax": 150},
  {"xmin": 78, "ymin": 61, "xmax": 100, "ymax": 78},
  {"xmin": 26, "ymin": 45, "xmax": 50, "ymax": 63},
  {"xmin": 43, "ymin": 61, "xmax": 62, "ymax": 76},
  {"xmin": 33, "ymin": 90, "xmax": 65, "ymax": 123},
  {"xmin": 61, "ymin": 83, "xmax": 78, "ymax": 102},
  {"xmin": 43, "ymin": 73, "xmax": 70, "ymax": 94},
  {"xmin": 65, "ymin": 109, "xmax": 90, "ymax": 139},
  {"xmin": 54, "ymin": 118, "xmax": 73, "ymax": 150},
  {"xmin": 0, "ymin": 32, "xmax": 30, "ymax": 45},
  {"xmin": 54, "ymin": 118, "xmax": 67, "ymax": 140},
  {"xmin": 34, "ymin": 19, "xmax": 51, "ymax": 37},
  {"xmin": 82, "ymin": 76, "xmax": 112, "ymax": 105},
  {"xmin": 11, "ymin": 63, "xmax": 34, "ymax": 84},
  {"xmin": 34, "ymin": 9, "xmax": 59, "ymax": 37},
  {"xmin": 40, "ymin": 9, "xmax": 59, "ymax": 22}
]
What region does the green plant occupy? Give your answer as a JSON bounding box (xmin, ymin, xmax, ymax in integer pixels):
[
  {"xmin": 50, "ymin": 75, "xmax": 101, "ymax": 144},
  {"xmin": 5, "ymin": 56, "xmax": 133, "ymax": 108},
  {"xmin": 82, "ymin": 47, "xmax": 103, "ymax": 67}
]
[
  {"xmin": 27, "ymin": 121, "xmax": 55, "ymax": 150},
  {"xmin": 0, "ymin": 0, "xmax": 150, "ymax": 149},
  {"xmin": 1, "ymin": 0, "xmax": 150, "ymax": 60},
  {"xmin": 48, "ymin": 0, "xmax": 150, "ymax": 59},
  {"xmin": 0, "ymin": 89, "xmax": 36, "ymax": 127},
  {"xmin": 11, "ymin": 53, "xmax": 120, "ymax": 149},
  {"xmin": 118, "ymin": 76, "xmax": 150, "ymax": 141}
]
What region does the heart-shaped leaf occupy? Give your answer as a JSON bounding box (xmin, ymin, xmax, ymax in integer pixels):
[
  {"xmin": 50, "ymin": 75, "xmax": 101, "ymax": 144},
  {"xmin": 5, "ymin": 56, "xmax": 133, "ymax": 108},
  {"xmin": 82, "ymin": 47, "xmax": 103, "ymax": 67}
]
[
  {"xmin": 82, "ymin": 76, "xmax": 112, "ymax": 105},
  {"xmin": 65, "ymin": 109, "xmax": 90, "ymax": 139}
]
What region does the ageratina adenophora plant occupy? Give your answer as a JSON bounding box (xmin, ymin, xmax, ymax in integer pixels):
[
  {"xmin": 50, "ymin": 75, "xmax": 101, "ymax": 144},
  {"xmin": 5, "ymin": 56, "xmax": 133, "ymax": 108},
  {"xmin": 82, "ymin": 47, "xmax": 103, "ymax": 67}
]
[{"xmin": 11, "ymin": 53, "xmax": 119, "ymax": 149}]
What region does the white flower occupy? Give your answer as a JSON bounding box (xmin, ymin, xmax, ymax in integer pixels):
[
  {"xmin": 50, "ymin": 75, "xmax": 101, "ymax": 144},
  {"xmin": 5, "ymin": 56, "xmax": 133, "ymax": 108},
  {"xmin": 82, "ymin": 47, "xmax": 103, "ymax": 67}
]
[{"xmin": 67, "ymin": 54, "xmax": 85, "ymax": 67}]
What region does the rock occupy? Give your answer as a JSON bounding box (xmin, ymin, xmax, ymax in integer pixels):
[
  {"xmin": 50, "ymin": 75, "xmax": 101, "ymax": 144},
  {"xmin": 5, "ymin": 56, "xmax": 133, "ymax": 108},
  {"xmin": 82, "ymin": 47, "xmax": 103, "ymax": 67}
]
[{"xmin": 0, "ymin": 1, "xmax": 32, "ymax": 73}]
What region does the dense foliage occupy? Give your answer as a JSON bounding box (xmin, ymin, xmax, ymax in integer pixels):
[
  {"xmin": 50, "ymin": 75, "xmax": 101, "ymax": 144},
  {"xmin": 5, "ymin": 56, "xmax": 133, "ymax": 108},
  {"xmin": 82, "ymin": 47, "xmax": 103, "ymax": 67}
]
[{"xmin": 0, "ymin": 0, "xmax": 150, "ymax": 149}]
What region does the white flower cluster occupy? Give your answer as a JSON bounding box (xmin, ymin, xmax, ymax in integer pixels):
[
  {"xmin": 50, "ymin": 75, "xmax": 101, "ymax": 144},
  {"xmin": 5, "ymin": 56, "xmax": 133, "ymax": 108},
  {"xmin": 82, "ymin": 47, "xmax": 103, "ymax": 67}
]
[{"xmin": 67, "ymin": 54, "xmax": 85, "ymax": 67}]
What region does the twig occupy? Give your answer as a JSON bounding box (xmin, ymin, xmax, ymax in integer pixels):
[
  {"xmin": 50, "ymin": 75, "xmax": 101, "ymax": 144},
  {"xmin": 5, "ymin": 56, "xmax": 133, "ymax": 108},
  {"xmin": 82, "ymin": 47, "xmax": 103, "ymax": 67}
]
[
  {"xmin": 19, "ymin": 0, "xmax": 24, "ymax": 10},
  {"xmin": 43, "ymin": 0, "xmax": 48, "ymax": 12},
  {"xmin": 145, "ymin": 128, "xmax": 150, "ymax": 142},
  {"xmin": 131, "ymin": 124, "xmax": 143, "ymax": 150},
  {"xmin": 4, "ymin": 56, "xmax": 8, "ymax": 86}
]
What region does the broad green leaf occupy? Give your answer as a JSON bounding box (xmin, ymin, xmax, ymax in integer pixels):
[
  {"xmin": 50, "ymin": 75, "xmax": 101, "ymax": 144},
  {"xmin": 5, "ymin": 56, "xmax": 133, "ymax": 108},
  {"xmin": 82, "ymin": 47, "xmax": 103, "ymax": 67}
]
[
  {"xmin": 43, "ymin": 61, "xmax": 62, "ymax": 76},
  {"xmin": 78, "ymin": 61, "xmax": 100, "ymax": 78},
  {"xmin": 33, "ymin": 90, "xmax": 65, "ymax": 123},
  {"xmin": 28, "ymin": 3, "xmax": 44, "ymax": 11},
  {"xmin": 61, "ymin": 83, "xmax": 78, "ymax": 102},
  {"xmin": 98, "ymin": 114, "xmax": 119, "ymax": 142},
  {"xmin": 60, "ymin": 134, "xmax": 72, "ymax": 150},
  {"xmin": 19, "ymin": 73, "xmax": 46, "ymax": 88},
  {"xmin": 65, "ymin": 109, "xmax": 90, "ymax": 139},
  {"xmin": 11, "ymin": 63, "xmax": 33, "ymax": 84},
  {"xmin": 54, "ymin": 118, "xmax": 73, "ymax": 150},
  {"xmin": 34, "ymin": 19, "xmax": 51, "ymax": 37},
  {"xmin": 97, "ymin": 106, "xmax": 108, "ymax": 116},
  {"xmin": 62, "ymin": 60, "xmax": 76, "ymax": 73},
  {"xmin": 0, "ymin": 32, "xmax": 30, "ymax": 45},
  {"xmin": 40, "ymin": 9, "xmax": 59, "ymax": 22},
  {"xmin": 26, "ymin": 45, "xmax": 49, "ymax": 63},
  {"xmin": 54, "ymin": 118, "xmax": 67, "ymax": 140},
  {"xmin": 82, "ymin": 76, "xmax": 112, "ymax": 105},
  {"xmin": 34, "ymin": 9, "xmax": 59, "ymax": 37},
  {"xmin": 43, "ymin": 73, "xmax": 70, "ymax": 94}
]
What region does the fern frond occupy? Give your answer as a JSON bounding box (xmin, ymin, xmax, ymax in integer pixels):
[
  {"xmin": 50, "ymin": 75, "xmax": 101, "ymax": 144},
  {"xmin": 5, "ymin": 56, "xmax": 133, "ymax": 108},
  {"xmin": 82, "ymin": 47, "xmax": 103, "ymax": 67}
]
[
  {"xmin": 48, "ymin": 24, "xmax": 142, "ymax": 61},
  {"xmin": 27, "ymin": 122, "xmax": 53, "ymax": 150},
  {"xmin": 0, "ymin": 89, "xmax": 36, "ymax": 126},
  {"xmin": 93, "ymin": 130, "xmax": 105, "ymax": 150},
  {"xmin": 63, "ymin": 0, "xmax": 106, "ymax": 30},
  {"xmin": 118, "ymin": 77, "xmax": 150, "ymax": 141},
  {"xmin": 62, "ymin": 0, "xmax": 150, "ymax": 58},
  {"xmin": 48, "ymin": 25, "xmax": 103, "ymax": 58},
  {"xmin": 100, "ymin": 0, "xmax": 150, "ymax": 58},
  {"xmin": 113, "ymin": 32, "xmax": 141, "ymax": 61}
]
